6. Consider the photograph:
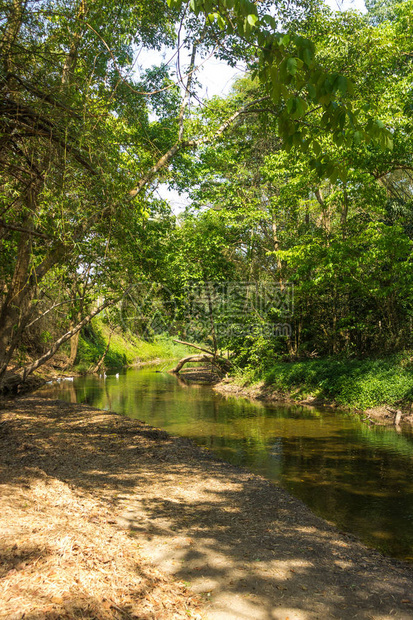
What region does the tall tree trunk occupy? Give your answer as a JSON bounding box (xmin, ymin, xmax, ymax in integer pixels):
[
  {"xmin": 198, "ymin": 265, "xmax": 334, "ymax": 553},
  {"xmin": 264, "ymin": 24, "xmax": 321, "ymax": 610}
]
[
  {"xmin": 61, "ymin": 0, "xmax": 87, "ymax": 85},
  {"xmin": 0, "ymin": 194, "xmax": 35, "ymax": 376},
  {"xmin": 0, "ymin": 183, "xmax": 60, "ymax": 376},
  {"xmin": 68, "ymin": 330, "xmax": 80, "ymax": 366},
  {"xmin": 1, "ymin": 0, "xmax": 25, "ymax": 72},
  {"xmin": 0, "ymin": 225, "xmax": 74, "ymax": 377}
]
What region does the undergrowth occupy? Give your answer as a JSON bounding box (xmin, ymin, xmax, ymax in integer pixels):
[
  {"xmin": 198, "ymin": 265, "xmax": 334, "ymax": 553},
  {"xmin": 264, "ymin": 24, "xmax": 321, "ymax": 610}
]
[
  {"xmin": 234, "ymin": 353, "xmax": 413, "ymax": 410},
  {"xmin": 74, "ymin": 318, "xmax": 191, "ymax": 373}
]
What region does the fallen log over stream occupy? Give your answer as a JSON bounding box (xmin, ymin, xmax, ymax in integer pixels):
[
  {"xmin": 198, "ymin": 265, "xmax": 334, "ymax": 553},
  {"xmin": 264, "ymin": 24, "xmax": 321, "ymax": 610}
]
[
  {"xmin": 170, "ymin": 340, "xmax": 232, "ymax": 375},
  {"xmin": 170, "ymin": 354, "xmax": 216, "ymax": 374}
]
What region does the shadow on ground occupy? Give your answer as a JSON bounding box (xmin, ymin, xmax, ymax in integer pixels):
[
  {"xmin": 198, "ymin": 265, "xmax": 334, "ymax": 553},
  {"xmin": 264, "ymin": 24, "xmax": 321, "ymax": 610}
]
[{"xmin": 1, "ymin": 396, "xmax": 413, "ymax": 620}]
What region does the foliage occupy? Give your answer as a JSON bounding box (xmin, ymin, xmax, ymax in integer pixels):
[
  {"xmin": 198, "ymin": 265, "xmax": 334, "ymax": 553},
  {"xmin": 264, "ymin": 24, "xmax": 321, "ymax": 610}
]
[
  {"xmin": 235, "ymin": 353, "xmax": 413, "ymax": 410},
  {"xmin": 0, "ymin": 0, "xmax": 181, "ymax": 381},
  {"xmin": 172, "ymin": 3, "xmax": 413, "ymax": 363},
  {"xmin": 2, "ymin": 0, "xmax": 413, "ymax": 393},
  {"xmin": 168, "ymin": 0, "xmax": 393, "ymax": 166},
  {"xmin": 75, "ymin": 317, "xmax": 192, "ymax": 373}
]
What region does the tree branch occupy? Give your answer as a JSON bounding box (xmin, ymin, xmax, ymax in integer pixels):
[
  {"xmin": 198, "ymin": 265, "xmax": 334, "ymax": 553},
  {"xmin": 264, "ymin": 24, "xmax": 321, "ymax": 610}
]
[
  {"xmin": 5, "ymin": 73, "xmax": 82, "ymax": 118},
  {"xmin": 170, "ymin": 354, "xmax": 216, "ymax": 374},
  {"xmin": 178, "ymin": 42, "xmax": 197, "ymax": 141},
  {"xmin": 129, "ymin": 96, "xmax": 271, "ymax": 197},
  {"xmin": 1, "ymin": 99, "xmax": 97, "ymax": 174},
  {"xmin": 0, "ymin": 218, "xmax": 51, "ymax": 239},
  {"xmin": 25, "ymin": 299, "xmax": 74, "ymax": 329},
  {"xmin": 172, "ymin": 338, "xmax": 214, "ymax": 356},
  {"xmin": 20, "ymin": 295, "xmax": 121, "ymax": 381}
]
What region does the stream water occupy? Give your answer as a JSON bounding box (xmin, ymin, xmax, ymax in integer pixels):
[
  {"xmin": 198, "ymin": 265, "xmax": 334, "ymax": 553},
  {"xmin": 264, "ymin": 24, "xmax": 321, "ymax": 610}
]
[{"xmin": 36, "ymin": 366, "xmax": 413, "ymax": 562}]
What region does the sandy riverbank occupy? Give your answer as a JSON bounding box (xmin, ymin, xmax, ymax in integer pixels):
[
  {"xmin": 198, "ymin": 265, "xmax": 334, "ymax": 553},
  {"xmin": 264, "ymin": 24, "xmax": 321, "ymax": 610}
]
[{"xmin": 1, "ymin": 395, "xmax": 413, "ymax": 619}]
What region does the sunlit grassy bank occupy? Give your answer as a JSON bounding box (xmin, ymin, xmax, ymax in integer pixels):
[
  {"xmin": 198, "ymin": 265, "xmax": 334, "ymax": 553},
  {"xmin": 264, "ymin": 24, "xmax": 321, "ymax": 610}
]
[
  {"xmin": 233, "ymin": 354, "xmax": 413, "ymax": 411},
  {"xmin": 74, "ymin": 319, "xmax": 191, "ymax": 373}
]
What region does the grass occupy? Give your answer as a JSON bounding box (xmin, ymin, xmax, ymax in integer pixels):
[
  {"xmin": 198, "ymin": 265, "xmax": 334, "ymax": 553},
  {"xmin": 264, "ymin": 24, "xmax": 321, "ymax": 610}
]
[
  {"xmin": 234, "ymin": 353, "xmax": 413, "ymax": 410},
  {"xmin": 74, "ymin": 318, "xmax": 192, "ymax": 373}
]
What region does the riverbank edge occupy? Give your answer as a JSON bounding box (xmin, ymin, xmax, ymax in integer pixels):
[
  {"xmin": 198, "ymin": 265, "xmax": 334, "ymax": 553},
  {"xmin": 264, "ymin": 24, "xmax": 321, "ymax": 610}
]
[
  {"xmin": 0, "ymin": 357, "xmax": 180, "ymax": 399},
  {"xmin": 1, "ymin": 394, "xmax": 413, "ymax": 620},
  {"xmin": 213, "ymin": 376, "xmax": 413, "ymax": 427}
]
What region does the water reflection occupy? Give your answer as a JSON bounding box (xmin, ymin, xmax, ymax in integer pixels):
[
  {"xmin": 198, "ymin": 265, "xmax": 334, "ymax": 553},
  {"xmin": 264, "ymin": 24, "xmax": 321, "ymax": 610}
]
[{"xmin": 37, "ymin": 367, "xmax": 413, "ymax": 561}]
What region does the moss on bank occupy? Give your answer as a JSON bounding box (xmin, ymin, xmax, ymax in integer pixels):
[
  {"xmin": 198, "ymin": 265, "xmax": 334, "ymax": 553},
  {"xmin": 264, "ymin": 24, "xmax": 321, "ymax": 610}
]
[
  {"xmin": 74, "ymin": 319, "xmax": 191, "ymax": 373},
  {"xmin": 233, "ymin": 353, "xmax": 413, "ymax": 411}
]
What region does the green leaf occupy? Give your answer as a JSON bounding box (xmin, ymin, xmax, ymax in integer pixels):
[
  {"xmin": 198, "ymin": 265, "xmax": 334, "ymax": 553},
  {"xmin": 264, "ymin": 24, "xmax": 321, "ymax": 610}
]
[
  {"xmin": 286, "ymin": 97, "xmax": 296, "ymax": 114},
  {"xmin": 271, "ymin": 68, "xmax": 281, "ymax": 101},
  {"xmin": 329, "ymin": 168, "xmax": 339, "ymax": 183},
  {"xmin": 338, "ymin": 167, "xmax": 348, "ymax": 183},
  {"xmin": 307, "ymin": 83, "xmax": 316, "ymax": 99},
  {"xmin": 303, "ymin": 47, "xmax": 313, "ymax": 67},
  {"xmin": 262, "ymin": 14, "xmax": 277, "ymax": 29},
  {"xmin": 312, "ymin": 141, "xmax": 321, "ymax": 156},
  {"xmin": 217, "ymin": 14, "xmax": 226, "ymax": 29},
  {"xmin": 336, "ymin": 76, "xmax": 348, "ymax": 95},
  {"xmin": 287, "ymin": 57, "xmax": 297, "ymax": 75}
]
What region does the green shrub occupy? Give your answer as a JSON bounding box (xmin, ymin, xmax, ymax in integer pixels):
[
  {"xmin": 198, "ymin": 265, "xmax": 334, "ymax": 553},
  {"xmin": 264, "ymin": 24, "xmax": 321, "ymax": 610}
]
[
  {"xmin": 74, "ymin": 318, "xmax": 192, "ymax": 372},
  {"xmin": 235, "ymin": 353, "xmax": 413, "ymax": 410}
]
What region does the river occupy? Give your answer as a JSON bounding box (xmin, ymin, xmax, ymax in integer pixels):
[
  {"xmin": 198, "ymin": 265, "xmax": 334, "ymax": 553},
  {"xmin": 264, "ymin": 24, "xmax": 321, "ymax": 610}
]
[{"xmin": 36, "ymin": 365, "xmax": 413, "ymax": 562}]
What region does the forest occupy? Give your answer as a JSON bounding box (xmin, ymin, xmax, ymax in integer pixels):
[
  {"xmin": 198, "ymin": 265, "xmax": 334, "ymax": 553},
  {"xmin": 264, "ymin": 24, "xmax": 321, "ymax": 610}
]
[
  {"xmin": 3, "ymin": 2, "xmax": 413, "ymax": 617},
  {"xmin": 1, "ymin": 0, "xmax": 413, "ymax": 405}
]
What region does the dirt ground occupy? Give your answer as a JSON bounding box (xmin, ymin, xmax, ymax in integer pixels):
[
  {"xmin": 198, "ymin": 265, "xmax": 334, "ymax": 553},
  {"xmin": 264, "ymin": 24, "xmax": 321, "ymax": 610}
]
[{"xmin": 1, "ymin": 396, "xmax": 413, "ymax": 620}]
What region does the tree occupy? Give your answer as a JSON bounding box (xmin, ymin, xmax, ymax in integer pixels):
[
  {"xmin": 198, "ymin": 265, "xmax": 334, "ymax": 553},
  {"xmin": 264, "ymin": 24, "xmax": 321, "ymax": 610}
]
[
  {"xmin": 0, "ymin": 0, "xmax": 400, "ymax": 388},
  {"xmin": 0, "ymin": 0, "xmax": 176, "ymax": 385},
  {"xmin": 168, "ymin": 2, "xmax": 413, "ymax": 361}
]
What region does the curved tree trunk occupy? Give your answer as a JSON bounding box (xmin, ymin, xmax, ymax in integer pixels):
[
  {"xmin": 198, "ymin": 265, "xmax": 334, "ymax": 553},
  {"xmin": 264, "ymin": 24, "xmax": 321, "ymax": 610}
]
[
  {"xmin": 170, "ymin": 353, "xmax": 231, "ymax": 375},
  {"xmin": 68, "ymin": 329, "xmax": 80, "ymax": 366},
  {"xmin": 170, "ymin": 354, "xmax": 215, "ymax": 374}
]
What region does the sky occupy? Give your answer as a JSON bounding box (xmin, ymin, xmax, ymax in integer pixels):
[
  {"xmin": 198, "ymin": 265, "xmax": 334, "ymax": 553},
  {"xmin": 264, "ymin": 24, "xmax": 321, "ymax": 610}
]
[{"xmin": 138, "ymin": 0, "xmax": 367, "ymax": 212}]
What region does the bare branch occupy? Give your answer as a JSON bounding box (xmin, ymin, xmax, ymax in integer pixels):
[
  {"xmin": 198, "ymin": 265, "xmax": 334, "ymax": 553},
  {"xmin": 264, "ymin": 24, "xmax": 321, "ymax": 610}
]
[
  {"xmin": 129, "ymin": 96, "xmax": 271, "ymax": 197},
  {"xmin": 178, "ymin": 43, "xmax": 197, "ymax": 141},
  {"xmin": 25, "ymin": 299, "xmax": 73, "ymax": 329},
  {"xmin": 0, "ymin": 218, "xmax": 51, "ymax": 239},
  {"xmin": 20, "ymin": 295, "xmax": 122, "ymax": 381},
  {"xmin": 172, "ymin": 338, "xmax": 214, "ymax": 356}
]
